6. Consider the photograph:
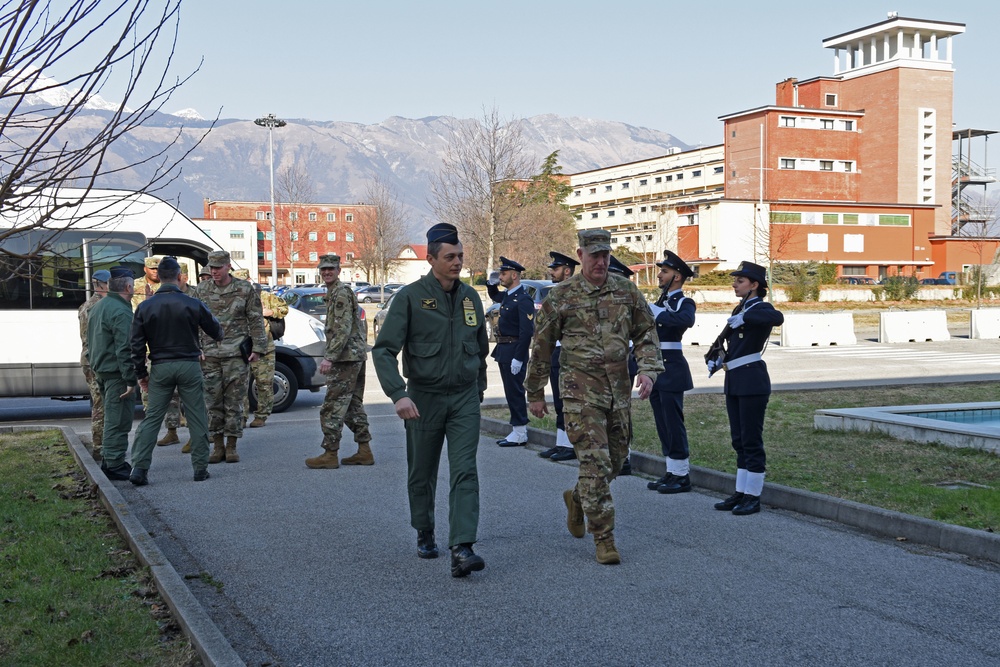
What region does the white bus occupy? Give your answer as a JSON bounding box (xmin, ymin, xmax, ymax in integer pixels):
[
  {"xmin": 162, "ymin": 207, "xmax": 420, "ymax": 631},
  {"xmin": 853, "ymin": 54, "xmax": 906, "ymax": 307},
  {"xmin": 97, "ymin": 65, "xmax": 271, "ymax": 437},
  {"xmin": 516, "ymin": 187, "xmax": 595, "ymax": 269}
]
[{"xmin": 0, "ymin": 188, "xmax": 327, "ymax": 411}]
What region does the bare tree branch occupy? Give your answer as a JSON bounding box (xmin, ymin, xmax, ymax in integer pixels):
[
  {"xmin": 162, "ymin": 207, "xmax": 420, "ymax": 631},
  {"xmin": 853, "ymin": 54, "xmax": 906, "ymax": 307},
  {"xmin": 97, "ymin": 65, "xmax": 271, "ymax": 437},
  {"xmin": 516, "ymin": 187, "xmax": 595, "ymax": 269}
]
[{"xmin": 354, "ymin": 174, "xmax": 407, "ymax": 285}]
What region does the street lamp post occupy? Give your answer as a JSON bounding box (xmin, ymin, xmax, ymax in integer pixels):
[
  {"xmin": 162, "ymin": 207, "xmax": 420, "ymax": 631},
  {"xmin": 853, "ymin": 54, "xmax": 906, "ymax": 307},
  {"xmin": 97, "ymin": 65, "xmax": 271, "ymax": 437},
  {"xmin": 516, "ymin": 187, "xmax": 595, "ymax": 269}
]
[{"xmin": 254, "ymin": 113, "xmax": 286, "ymax": 286}]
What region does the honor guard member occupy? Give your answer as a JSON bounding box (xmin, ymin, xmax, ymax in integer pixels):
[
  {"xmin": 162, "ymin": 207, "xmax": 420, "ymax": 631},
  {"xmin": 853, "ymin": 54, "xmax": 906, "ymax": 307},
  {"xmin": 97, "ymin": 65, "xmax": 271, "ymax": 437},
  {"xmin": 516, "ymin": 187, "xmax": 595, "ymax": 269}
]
[
  {"xmin": 487, "ymin": 256, "xmax": 534, "ymax": 446},
  {"xmin": 127, "ymin": 257, "xmax": 224, "ymax": 485},
  {"xmin": 709, "ymin": 261, "xmax": 783, "ymax": 516},
  {"xmin": 86, "ymin": 266, "xmax": 138, "ymax": 481},
  {"xmin": 538, "ymin": 251, "xmax": 579, "ymax": 462},
  {"xmin": 305, "ymin": 254, "xmax": 374, "ymax": 469},
  {"xmin": 194, "ymin": 251, "xmax": 267, "ymax": 464},
  {"xmin": 645, "ymin": 251, "xmax": 697, "ymax": 494},
  {"xmin": 526, "ymin": 230, "xmax": 661, "ymax": 565},
  {"xmin": 606, "ymin": 255, "xmax": 637, "ymax": 476},
  {"xmin": 78, "ymin": 269, "xmax": 111, "ymax": 458},
  {"xmin": 372, "ymin": 222, "xmax": 490, "ymax": 578}
]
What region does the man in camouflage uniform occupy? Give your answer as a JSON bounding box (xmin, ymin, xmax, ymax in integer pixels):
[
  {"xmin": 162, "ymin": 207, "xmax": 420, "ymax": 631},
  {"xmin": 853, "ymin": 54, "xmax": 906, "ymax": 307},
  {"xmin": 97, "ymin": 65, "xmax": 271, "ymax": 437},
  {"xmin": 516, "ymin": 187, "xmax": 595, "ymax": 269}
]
[
  {"xmin": 233, "ymin": 269, "xmax": 289, "ymax": 428},
  {"xmin": 78, "ymin": 269, "xmax": 111, "ymax": 457},
  {"xmin": 194, "ymin": 251, "xmax": 267, "ymax": 464},
  {"xmin": 526, "ymin": 229, "xmax": 661, "ymax": 565},
  {"xmin": 132, "ymin": 256, "xmax": 161, "ymax": 309},
  {"xmin": 306, "ymin": 254, "xmax": 373, "ymax": 469}
]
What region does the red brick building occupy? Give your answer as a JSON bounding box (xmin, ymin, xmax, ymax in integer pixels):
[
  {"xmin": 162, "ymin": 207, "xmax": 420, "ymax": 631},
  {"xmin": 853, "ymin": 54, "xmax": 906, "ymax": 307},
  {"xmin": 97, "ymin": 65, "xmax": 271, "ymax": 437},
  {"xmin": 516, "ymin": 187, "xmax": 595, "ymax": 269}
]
[{"xmin": 200, "ymin": 199, "xmax": 375, "ymax": 285}]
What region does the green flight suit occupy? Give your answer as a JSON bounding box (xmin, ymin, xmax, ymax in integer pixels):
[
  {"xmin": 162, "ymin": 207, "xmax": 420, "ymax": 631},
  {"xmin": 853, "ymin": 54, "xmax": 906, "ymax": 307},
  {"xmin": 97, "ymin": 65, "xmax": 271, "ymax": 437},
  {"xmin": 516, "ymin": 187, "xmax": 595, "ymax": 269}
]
[
  {"xmin": 86, "ymin": 291, "xmax": 137, "ymax": 467},
  {"xmin": 371, "ymin": 271, "xmax": 489, "ymax": 548}
]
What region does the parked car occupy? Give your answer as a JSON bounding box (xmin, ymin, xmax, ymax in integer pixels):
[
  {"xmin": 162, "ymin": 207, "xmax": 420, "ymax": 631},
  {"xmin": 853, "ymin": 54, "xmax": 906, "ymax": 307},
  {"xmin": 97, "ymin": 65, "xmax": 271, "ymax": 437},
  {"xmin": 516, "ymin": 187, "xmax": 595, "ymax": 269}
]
[
  {"xmin": 383, "ymin": 282, "xmax": 406, "ymax": 290},
  {"xmin": 920, "ymin": 278, "xmax": 941, "ymax": 285},
  {"xmin": 836, "ymin": 276, "xmax": 877, "ymax": 285},
  {"xmin": 354, "ymin": 284, "xmax": 396, "ymax": 303},
  {"xmin": 372, "ymin": 290, "xmax": 399, "ymax": 338},
  {"xmin": 937, "ymin": 271, "xmax": 960, "ymax": 285},
  {"xmin": 247, "ymin": 307, "xmax": 329, "ymax": 414},
  {"xmin": 484, "ymin": 279, "xmax": 554, "ymax": 341},
  {"xmin": 281, "ymin": 286, "xmax": 367, "ymax": 337}
]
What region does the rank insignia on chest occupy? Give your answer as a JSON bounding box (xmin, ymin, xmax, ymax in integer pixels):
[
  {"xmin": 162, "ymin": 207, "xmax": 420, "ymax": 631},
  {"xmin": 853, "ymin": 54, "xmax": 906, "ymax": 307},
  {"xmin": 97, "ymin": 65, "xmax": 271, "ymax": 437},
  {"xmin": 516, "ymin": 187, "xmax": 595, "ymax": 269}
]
[
  {"xmin": 527, "ymin": 313, "xmax": 533, "ymax": 321},
  {"xmin": 462, "ymin": 297, "xmax": 477, "ymax": 326},
  {"xmin": 421, "ymin": 299, "xmax": 437, "ymax": 310}
]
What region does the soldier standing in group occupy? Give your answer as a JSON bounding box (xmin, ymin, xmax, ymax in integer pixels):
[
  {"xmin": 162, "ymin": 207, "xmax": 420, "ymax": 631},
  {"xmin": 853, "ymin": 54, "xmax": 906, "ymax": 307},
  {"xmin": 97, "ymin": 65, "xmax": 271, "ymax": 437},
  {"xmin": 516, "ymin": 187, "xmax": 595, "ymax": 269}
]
[
  {"xmin": 645, "ymin": 251, "xmax": 697, "ymax": 494},
  {"xmin": 537, "ymin": 251, "xmax": 579, "ymax": 462},
  {"xmin": 240, "ymin": 270, "xmax": 289, "ymax": 429},
  {"xmin": 194, "ymin": 251, "xmax": 267, "ymax": 464},
  {"xmin": 86, "ymin": 266, "xmax": 138, "ymax": 481},
  {"xmin": 78, "ymin": 269, "xmax": 111, "ymax": 458},
  {"xmin": 526, "ymin": 230, "xmax": 661, "ymax": 565},
  {"xmin": 127, "ymin": 257, "xmax": 224, "ymax": 485},
  {"xmin": 487, "ymin": 256, "xmax": 534, "ymax": 447},
  {"xmin": 709, "ymin": 261, "xmax": 784, "ymax": 516},
  {"xmin": 306, "ymin": 254, "xmax": 373, "ymax": 469},
  {"xmin": 372, "ymin": 223, "xmax": 490, "ymax": 578},
  {"xmin": 131, "ymin": 256, "xmax": 161, "ymax": 309}
]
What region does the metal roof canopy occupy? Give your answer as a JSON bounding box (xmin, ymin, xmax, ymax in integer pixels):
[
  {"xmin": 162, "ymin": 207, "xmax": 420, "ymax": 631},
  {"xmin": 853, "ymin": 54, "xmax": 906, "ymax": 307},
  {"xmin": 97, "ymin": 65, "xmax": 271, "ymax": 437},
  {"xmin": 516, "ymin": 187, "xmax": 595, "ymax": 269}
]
[{"xmin": 953, "ymin": 129, "xmax": 997, "ymax": 140}]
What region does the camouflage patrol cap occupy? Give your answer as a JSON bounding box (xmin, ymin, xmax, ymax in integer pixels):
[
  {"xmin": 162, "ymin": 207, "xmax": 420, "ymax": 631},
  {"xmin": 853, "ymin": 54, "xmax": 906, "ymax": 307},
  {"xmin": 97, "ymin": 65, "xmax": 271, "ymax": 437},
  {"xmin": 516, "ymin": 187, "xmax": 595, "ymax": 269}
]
[
  {"xmin": 233, "ymin": 268, "xmax": 250, "ymax": 280},
  {"xmin": 198, "ymin": 265, "xmax": 211, "ymax": 277},
  {"xmin": 207, "ymin": 250, "xmax": 231, "ymax": 267},
  {"xmin": 318, "ymin": 253, "xmax": 341, "ymax": 269},
  {"xmin": 144, "ymin": 256, "xmax": 160, "ymax": 269},
  {"xmin": 578, "ymin": 229, "xmax": 612, "ymax": 254},
  {"xmin": 179, "ymin": 263, "xmax": 189, "ymax": 275}
]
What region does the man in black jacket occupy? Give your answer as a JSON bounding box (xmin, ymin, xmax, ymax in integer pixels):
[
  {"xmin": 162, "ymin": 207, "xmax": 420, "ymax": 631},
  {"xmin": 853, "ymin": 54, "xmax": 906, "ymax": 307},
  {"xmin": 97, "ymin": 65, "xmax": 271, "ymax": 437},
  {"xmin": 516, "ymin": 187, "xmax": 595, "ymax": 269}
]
[{"xmin": 128, "ymin": 257, "xmax": 224, "ymax": 485}]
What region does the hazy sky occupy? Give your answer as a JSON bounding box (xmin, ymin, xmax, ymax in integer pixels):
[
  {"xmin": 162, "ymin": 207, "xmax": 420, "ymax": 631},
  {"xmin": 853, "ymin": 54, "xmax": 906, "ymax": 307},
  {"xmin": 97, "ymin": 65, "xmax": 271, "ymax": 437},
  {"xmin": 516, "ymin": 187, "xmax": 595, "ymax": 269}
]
[{"xmin": 91, "ymin": 1, "xmax": 1000, "ymax": 147}]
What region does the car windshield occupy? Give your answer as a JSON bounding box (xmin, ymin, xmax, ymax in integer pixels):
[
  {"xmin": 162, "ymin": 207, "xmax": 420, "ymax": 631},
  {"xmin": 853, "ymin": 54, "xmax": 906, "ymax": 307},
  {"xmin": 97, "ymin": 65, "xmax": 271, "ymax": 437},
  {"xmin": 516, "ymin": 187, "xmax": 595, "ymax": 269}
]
[{"xmin": 296, "ymin": 293, "xmax": 327, "ymax": 317}]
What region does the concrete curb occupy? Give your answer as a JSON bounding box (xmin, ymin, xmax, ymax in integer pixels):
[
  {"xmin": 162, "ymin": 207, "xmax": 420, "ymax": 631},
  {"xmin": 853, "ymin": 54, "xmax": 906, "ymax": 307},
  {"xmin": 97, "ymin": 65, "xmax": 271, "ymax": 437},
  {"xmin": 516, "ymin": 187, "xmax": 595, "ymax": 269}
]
[
  {"xmin": 480, "ymin": 416, "xmax": 1000, "ymax": 565},
  {"xmin": 2, "ymin": 425, "xmax": 245, "ymax": 667}
]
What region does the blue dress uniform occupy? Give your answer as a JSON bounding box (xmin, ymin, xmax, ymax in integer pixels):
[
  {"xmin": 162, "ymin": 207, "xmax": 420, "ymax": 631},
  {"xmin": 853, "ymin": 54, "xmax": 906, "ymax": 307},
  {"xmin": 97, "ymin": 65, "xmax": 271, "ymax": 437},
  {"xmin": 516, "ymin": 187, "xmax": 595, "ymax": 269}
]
[
  {"xmin": 647, "ymin": 250, "xmax": 697, "ymax": 494},
  {"xmin": 488, "ymin": 257, "xmax": 534, "ymax": 445},
  {"xmin": 713, "ymin": 261, "xmax": 784, "ymax": 515},
  {"xmin": 539, "ymin": 251, "xmax": 580, "ymax": 462}
]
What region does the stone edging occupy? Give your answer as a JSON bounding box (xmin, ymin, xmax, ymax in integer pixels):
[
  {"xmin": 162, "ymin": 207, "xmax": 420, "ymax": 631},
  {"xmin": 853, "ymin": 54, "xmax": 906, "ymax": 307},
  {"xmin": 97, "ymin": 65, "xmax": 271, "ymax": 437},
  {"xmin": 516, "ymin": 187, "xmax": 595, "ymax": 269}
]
[{"xmin": 479, "ymin": 417, "xmax": 1000, "ymax": 565}]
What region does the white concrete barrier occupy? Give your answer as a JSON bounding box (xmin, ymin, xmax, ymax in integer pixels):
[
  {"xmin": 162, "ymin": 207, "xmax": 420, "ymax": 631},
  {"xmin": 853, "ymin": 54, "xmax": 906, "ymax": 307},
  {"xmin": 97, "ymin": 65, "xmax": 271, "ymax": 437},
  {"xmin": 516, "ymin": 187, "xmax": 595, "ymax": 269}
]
[
  {"xmin": 687, "ymin": 313, "xmax": 730, "ymax": 345},
  {"xmin": 780, "ymin": 312, "xmax": 856, "ymax": 347},
  {"xmin": 878, "ymin": 310, "xmax": 950, "ymax": 343},
  {"xmin": 970, "ymin": 309, "xmax": 1000, "ymax": 339}
]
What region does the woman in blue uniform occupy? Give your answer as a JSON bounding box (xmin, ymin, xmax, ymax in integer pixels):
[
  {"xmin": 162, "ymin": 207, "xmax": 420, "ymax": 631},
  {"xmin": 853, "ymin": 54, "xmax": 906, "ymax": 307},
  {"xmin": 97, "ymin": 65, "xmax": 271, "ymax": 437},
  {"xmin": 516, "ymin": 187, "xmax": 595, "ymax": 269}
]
[{"xmin": 709, "ymin": 261, "xmax": 783, "ymax": 515}]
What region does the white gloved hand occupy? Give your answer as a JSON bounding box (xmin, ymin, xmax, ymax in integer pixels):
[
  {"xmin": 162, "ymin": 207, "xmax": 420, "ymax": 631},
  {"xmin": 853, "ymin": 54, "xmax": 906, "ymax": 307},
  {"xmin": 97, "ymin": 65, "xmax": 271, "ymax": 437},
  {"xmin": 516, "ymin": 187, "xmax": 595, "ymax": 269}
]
[
  {"xmin": 649, "ymin": 304, "xmax": 665, "ymax": 319},
  {"xmin": 511, "ymin": 359, "xmax": 523, "ymax": 375},
  {"xmin": 707, "ymin": 358, "xmax": 722, "ymax": 374},
  {"xmin": 727, "ymin": 312, "xmax": 745, "ymax": 329}
]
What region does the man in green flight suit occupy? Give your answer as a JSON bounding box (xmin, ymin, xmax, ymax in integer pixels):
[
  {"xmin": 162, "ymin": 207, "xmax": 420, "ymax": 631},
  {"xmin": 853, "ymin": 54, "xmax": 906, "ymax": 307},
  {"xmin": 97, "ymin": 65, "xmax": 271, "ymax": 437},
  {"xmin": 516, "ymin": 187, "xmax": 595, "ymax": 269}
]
[{"xmin": 371, "ymin": 222, "xmax": 490, "ymax": 578}]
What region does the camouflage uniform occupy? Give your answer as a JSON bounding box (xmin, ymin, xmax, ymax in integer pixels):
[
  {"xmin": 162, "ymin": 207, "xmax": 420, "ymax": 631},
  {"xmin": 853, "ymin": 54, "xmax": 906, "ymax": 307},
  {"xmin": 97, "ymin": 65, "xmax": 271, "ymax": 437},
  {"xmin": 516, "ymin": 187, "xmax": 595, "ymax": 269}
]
[
  {"xmin": 526, "ymin": 267, "xmax": 661, "ymax": 543},
  {"xmin": 78, "ymin": 292, "xmax": 105, "ymax": 453},
  {"xmin": 194, "ymin": 263, "xmax": 267, "ymax": 439},
  {"xmin": 243, "ymin": 288, "xmax": 289, "ymax": 422},
  {"xmin": 133, "ymin": 257, "xmax": 161, "ymax": 411},
  {"xmin": 319, "ymin": 274, "xmax": 371, "ymax": 453}
]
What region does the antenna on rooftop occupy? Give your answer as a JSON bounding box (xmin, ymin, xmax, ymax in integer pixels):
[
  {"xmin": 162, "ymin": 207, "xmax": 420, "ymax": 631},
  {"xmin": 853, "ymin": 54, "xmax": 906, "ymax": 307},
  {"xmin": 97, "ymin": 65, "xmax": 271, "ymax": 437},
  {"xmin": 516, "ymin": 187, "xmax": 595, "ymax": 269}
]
[{"xmin": 887, "ymin": 11, "xmax": 898, "ymax": 19}]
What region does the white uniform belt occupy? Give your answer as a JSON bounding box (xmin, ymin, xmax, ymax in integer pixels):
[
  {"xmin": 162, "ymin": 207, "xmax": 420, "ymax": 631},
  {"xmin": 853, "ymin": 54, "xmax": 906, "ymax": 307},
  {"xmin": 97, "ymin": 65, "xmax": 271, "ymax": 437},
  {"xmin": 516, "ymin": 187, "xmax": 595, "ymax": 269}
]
[
  {"xmin": 724, "ymin": 353, "xmax": 762, "ymax": 371},
  {"xmin": 659, "ymin": 342, "xmax": 682, "ymax": 350}
]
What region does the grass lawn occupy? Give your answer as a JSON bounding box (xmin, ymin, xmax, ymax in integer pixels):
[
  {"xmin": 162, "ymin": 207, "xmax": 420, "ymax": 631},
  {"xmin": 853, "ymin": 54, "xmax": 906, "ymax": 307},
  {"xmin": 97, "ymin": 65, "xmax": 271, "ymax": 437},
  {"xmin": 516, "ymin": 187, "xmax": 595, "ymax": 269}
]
[
  {"xmin": 485, "ymin": 382, "xmax": 1000, "ymax": 532},
  {"xmin": 0, "ymin": 430, "xmax": 196, "ymax": 667}
]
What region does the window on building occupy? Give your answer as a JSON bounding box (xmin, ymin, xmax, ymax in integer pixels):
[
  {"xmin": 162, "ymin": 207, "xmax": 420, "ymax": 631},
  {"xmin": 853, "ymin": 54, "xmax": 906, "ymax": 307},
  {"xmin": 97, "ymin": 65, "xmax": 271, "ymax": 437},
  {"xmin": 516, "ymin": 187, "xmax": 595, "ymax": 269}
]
[
  {"xmin": 589, "ymin": 188, "xmax": 596, "ymax": 194},
  {"xmin": 655, "ymin": 177, "xmax": 662, "ymax": 183},
  {"xmin": 692, "ymin": 170, "xmax": 702, "ymax": 177},
  {"xmin": 665, "ymin": 175, "xmax": 673, "ymax": 181},
  {"xmin": 646, "ymin": 235, "xmax": 653, "ymax": 241},
  {"xmin": 621, "ymin": 182, "xmax": 630, "ymax": 189},
  {"xmin": 781, "ymin": 116, "xmax": 796, "ymax": 127},
  {"xmin": 732, "ymin": 130, "xmax": 736, "ymax": 137},
  {"xmin": 289, "ymin": 212, "xmax": 298, "ymax": 222},
  {"xmin": 842, "ymin": 161, "xmax": 854, "ymax": 172},
  {"xmin": 780, "ymin": 158, "xmax": 796, "ymax": 170},
  {"xmin": 611, "ymin": 238, "xmax": 618, "ymax": 244},
  {"xmin": 770, "ymin": 212, "xmax": 801, "ymax": 223},
  {"xmin": 346, "ymin": 232, "xmax": 354, "ymax": 242},
  {"xmin": 327, "ymin": 213, "xmax": 336, "ymax": 222},
  {"xmin": 604, "ymin": 185, "xmax": 612, "ymax": 192},
  {"xmin": 264, "ymin": 231, "xmax": 273, "ymax": 240},
  {"xmin": 843, "ymin": 214, "xmax": 859, "ymax": 225},
  {"xmin": 825, "ymin": 93, "xmax": 837, "ymax": 106},
  {"xmin": 290, "ymin": 231, "xmax": 298, "ymax": 241},
  {"xmin": 639, "ymin": 179, "xmax": 647, "ymax": 186},
  {"xmin": 843, "ymin": 120, "xmax": 854, "ymax": 131},
  {"xmin": 229, "ymin": 230, "xmax": 244, "ymax": 239},
  {"xmin": 232, "ymin": 250, "xmax": 245, "ymax": 260},
  {"xmin": 624, "ymin": 208, "xmax": 632, "ymax": 214},
  {"xmin": 714, "ymin": 166, "xmax": 724, "ymax": 174},
  {"xmin": 308, "ymin": 231, "xmax": 317, "ymax": 241},
  {"xmin": 346, "ymin": 214, "xmax": 354, "ymax": 222},
  {"xmin": 878, "ymin": 215, "xmax": 910, "ymax": 226},
  {"xmin": 327, "ymin": 232, "xmax": 336, "ymax": 241},
  {"xmin": 575, "ymin": 214, "xmax": 582, "ymax": 220},
  {"xmin": 345, "ymin": 252, "xmax": 354, "ymax": 261},
  {"xmin": 823, "ymin": 213, "xmax": 839, "ymax": 225},
  {"xmin": 256, "ymin": 211, "xmax": 266, "ymax": 220},
  {"xmin": 308, "ymin": 212, "xmax": 317, "ymax": 221},
  {"xmin": 309, "ymin": 252, "xmax": 318, "ymax": 262},
  {"xmin": 820, "ymin": 160, "xmax": 834, "ymax": 171},
  {"xmin": 265, "ymin": 251, "xmax": 273, "ymax": 261},
  {"xmin": 607, "ymin": 211, "xmax": 616, "ymax": 217},
  {"xmin": 591, "ymin": 212, "xmax": 598, "ymax": 219},
  {"xmin": 295, "ymin": 275, "xmax": 306, "ymax": 285},
  {"xmin": 676, "ymin": 173, "xmax": 684, "ymax": 180},
  {"xmin": 292, "ymin": 252, "xmax": 299, "ymax": 261},
  {"xmin": 625, "ymin": 236, "xmax": 631, "ymax": 243},
  {"xmin": 821, "ymin": 119, "xmax": 834, "ymax": 130},
  {"xmin": 574, "ymin": 190, "xmax": 581, "ymax": 197},
  {"xmin": 640, "ymin": 206, "xmax": 647, "ymax": 213},
  {"xmin": 843, "ymin": 266, "xmax": 865, "ymax": 276}
]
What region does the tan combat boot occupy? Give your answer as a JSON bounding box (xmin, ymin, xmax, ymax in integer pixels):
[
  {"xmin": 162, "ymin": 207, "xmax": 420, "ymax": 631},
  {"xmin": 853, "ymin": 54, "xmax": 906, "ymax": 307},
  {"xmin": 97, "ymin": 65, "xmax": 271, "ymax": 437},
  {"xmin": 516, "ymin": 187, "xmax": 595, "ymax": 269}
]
[
  {"xmin": 305, "ymin": 450, "xmax": 339, "ymax": 469},
  {"xmin": 341, "ymin": 442, "xmax": 374, "ymax": 466},
  {"xmin": 156, "ymin": 428, "xmax": 180, "ymax": 446},
  {"xmin": 225, "ymin": 436, "xmax": 240, "ymax": 463},
  {"xmin": 208, "ymin": 434, "xmax": 225, "ymax": 464},
  {"xmin": 249, "ymin": 417, "xmax": 266, "ymax": 428},
  {"xmin": 181, "ymin": 440, "xmax": 191, "ymax": 454},
  {"xmin": 563, "ymin": 489, "xmax": 585, "ymax": 538},
  {"xmin": 595, "ymin": 535, "xmax": 621, "ymax": 565},
  {"xmin": 92, "ymin": 433, "xmax": 103, "ymax": 461}
]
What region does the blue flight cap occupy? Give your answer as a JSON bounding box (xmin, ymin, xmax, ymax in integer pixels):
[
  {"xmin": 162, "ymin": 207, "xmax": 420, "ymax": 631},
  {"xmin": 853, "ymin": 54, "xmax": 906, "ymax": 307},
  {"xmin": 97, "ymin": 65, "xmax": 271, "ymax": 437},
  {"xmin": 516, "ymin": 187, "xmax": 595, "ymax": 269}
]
[
  {"xmin": 731, "ymin": 261, "xmax": 768, "ymax": 287},
  {"xmin": 92, "ymin": 270, "xmax": 111, "ymax": 282},
  {"xmin": 656, "ymin": 250, "xmax": 694, "ymax": 278},
  {"xmin": 110, "ymin": 266, "xmax": 134, "ymax": 279},
  {"xmin": 427, "ymin": 222, "xmax": 460, "ymax": 245},
  {"xmin": 608, "ymin": 255, "xmax": 634, "ymax": 277}
]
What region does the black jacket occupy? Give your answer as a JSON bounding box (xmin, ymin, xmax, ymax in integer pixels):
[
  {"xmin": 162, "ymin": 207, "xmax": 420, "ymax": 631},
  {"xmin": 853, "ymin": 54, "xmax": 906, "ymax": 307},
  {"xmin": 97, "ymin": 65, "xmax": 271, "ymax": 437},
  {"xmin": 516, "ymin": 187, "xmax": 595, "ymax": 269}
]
[{"xmin": 131, "ymin": 284, "xmax": 224, "ymax": 378}]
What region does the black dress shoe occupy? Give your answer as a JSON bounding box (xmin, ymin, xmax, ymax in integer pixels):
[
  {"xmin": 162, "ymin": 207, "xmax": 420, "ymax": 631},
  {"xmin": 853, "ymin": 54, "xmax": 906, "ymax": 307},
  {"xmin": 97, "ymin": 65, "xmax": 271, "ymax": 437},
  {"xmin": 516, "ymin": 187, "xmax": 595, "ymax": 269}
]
[
  {"xmin": 417, "ymin": 530, "xmax": 439, "ymax": 559},
  {"xmin": 714, "ymin": 492, "xmax": 745, "ymax": 511},
  {"xmin": 619, "ymin": 457, "xmax": 632, "ymax": 476},
  {"xmin": 549, "ymin": 447, "xmax": 576, "ymax": 462},
  {"xmin": 129, "ymin": 468, "xmax": 148, "ymax": 486},
  {"xmin": 538, "ymin": 446, "xmax": 558, "ymax": 459},
  {"xmin": 101, "ymin": 460, "xmax": 132, "ymax": 481},
  {"xmin": 450, "ymin": 544, "xmax": 485, "ymax": 578},
  {"xmin": 193, "ymin": 469, "xmax": 210, "ymax": 482},
  {"xmin": 657, "ymin": 474, "xmax": 692, "ymax": 494},
  {"xmin": 497, "ymin": 439, "xmax": 526, "ymax": 447},
  {"xmin": 732, "ymin": 494, "xmax": 761, "ymax": 515},
  {"xmin": 647, "ymin": 475, "xmax": 670, "ymax": 491}
]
